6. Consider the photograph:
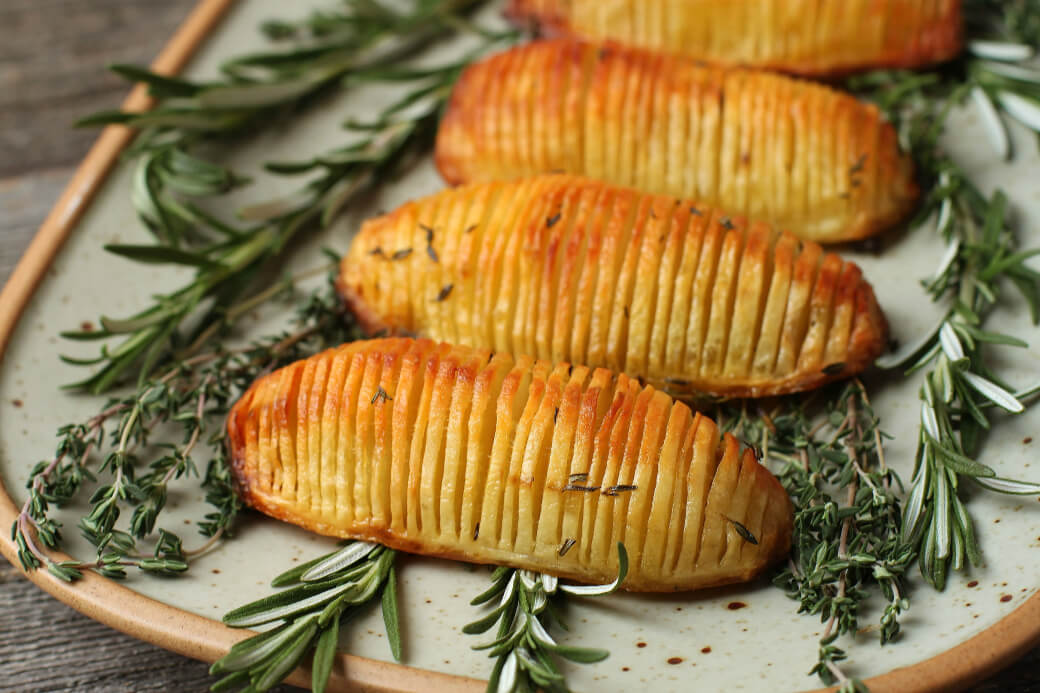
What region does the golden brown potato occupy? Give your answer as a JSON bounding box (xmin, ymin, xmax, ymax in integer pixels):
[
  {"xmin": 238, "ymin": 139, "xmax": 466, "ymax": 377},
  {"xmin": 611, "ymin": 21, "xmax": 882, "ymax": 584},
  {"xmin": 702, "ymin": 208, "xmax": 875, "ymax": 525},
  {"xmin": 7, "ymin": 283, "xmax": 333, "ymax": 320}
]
[
  {"xmin": 227, "ymin": 338, "xmax": 792, "ymax": 591},
  {"xmin": 506, "ymin": 0, "xmax": 962, "ymax": 76},
  {"xmin": 434, "ymin": 39, "xmax": 919, "ymax": 244},
  {"xmin": 339, "ymin": 175, "xmax": 887, "ymax": 399}
]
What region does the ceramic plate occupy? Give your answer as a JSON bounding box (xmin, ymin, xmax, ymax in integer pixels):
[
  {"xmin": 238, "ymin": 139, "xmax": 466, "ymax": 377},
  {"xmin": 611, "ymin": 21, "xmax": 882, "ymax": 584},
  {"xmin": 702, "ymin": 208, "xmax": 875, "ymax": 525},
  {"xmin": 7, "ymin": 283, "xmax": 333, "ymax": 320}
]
[{"xmin": 1, "ymin": 1, "xmax": 1038, "ymax": 691}]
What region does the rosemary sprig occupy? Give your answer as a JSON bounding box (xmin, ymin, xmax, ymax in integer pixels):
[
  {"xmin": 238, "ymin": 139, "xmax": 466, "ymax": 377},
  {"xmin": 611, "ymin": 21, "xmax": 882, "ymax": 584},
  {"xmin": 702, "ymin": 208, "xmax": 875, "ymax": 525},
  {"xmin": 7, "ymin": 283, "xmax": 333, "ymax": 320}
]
[
  {"xmin": 13, "ymin": 269, "xmax": 357, "ymax": 580},
  {"xmin": 888, "ymin": 171, "xmax": 1040, "ymax": 589},
  {"xmin": 211, "ymin": 541, "xmax": 400, "ymax": 693},
  {"xmin": 845, "ymin": 5, "xmax": 1040, "ymax": 589},
  {"xmin": 464, "ymin": 545, "xmax": 629, "ymax": 693},
  {"xmin": 722, "ymin": 384, "xmax": 912, "ymax": 692},
  {"xmin": 66, "ymin": 1, "xmax": 515, "ymax": 394},
  {"xmin": 78, "ymin": 0, "xmax": 488, "ymax": 136}
]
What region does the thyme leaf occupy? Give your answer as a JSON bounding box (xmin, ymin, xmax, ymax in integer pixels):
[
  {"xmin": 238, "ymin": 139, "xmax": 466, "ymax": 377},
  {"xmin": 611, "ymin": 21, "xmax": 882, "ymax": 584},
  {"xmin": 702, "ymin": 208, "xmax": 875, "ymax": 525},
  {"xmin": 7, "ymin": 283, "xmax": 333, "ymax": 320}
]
[
  {"xmin": 13, "ymin": 270, "xmax": 357, "ymax": 581},
  {"xmin": 721, "ymin": 382, "xmax": 911, "ymax": 691}
]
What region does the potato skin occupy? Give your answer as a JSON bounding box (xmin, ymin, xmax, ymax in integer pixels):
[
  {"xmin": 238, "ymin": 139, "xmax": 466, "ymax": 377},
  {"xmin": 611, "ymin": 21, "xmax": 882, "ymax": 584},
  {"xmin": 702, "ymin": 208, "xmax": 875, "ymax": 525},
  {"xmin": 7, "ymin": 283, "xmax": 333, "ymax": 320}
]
[
  {"xmin": 434, "ymin": 39, "xmax": 919, "ymax": 244},
  {"xmin": 339, "ymin": 175, "xmax": 887, "ymax": 399},
  {"xmin": 506, "ymin": 0, "xmax": 962, "ymax": 76},
  {"xmin": 228, "ymin": 338, "xmax": 792, "ymax": 591}
]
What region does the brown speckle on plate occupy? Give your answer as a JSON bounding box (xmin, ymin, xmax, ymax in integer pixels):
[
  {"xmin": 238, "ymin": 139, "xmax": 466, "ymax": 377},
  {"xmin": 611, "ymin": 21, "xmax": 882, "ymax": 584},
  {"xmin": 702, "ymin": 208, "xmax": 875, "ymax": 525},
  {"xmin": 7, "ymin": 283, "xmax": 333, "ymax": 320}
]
[
  {"xmin": 968, "ymin": 580, "xmax": 978, "ymax": 588},
  {"xmin": 701, "ymin": 646, "xmax": 712, "ymax": 654},
  {"xmin": 727, "ymin": 601, "xmax": 747, "ymax": 610},
  {"xmin": 11, "ymin": 399, "xmax": 23, "ymax": 408},
  {"xmin": 667, "ymin": 657, "xmax": 684, "ymax": 665},
  {"xmin": 1000, "ymin": 595, "xmax": 1013, "ymax": 603},
  {"xmin": 636, "ymin": 642, "xmax": 647, "ymax": 648}
]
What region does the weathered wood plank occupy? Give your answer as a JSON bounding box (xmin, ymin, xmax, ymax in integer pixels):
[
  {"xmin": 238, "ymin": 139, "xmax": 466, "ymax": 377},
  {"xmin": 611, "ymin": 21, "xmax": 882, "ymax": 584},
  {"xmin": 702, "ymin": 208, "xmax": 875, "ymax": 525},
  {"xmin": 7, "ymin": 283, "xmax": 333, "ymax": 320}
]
[
  {"xmin": 0, "ymin": 561, "xmax": 298, "ymax": 692},
  {"xmin": 0, "ymin": 0, "xmax": 198, "ymax": 177},
  {"xmin": 0, "ymin": 168, "xmax": 72, "ymax": 281}
]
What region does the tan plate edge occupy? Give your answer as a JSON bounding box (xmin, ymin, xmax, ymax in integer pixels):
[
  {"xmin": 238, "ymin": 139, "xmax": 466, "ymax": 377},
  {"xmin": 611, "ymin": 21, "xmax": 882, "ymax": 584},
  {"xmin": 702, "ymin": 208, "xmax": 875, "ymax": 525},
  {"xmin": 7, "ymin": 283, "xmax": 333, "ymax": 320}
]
[{"xmin": 0, "ymin": 2, "xmax": 1037, "ymax": 691}]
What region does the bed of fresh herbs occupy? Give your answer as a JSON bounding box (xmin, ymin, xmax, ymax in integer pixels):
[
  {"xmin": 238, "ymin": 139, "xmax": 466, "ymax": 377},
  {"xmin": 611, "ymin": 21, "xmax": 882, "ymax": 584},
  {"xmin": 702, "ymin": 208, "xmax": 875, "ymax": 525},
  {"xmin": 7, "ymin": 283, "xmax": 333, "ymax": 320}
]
[{"xmin": 9, "ymin": 1, "xmax": 1040, "ymax": 692}]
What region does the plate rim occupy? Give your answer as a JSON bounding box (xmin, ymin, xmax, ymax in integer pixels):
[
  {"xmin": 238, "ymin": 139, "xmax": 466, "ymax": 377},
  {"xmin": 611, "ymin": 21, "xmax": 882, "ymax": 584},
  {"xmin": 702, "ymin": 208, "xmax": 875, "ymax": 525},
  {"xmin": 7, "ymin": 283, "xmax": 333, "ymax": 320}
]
[{"xmin": 0, "ymin": 1, "xmax": 1037, "ymax": 691}]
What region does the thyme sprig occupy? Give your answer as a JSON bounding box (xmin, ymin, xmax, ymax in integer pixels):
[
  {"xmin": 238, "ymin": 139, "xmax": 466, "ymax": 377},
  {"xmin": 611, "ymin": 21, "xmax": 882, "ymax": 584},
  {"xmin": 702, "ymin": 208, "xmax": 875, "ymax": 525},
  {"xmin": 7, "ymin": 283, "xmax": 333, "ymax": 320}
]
[
  {"xmin": 845, "ymin": 4, "xmax": 1040, "ymax": 589},
  {"xmin": 721, "ymin": 383, "xmax": 912, "ymax": 693},
  {"xmin": 66, "ymin": 0, "xmax": 514, "ymax": 394},
  {"xmin": 464, "ymin": 545, "xmax": 629, "ymax": 693},
  {"xmin": 211, "ymin": 542, "xmax": 400, "ymax": 693},
  {"xmin": 13, "ymin": 269, "xmax": 356, "ymax": 581}
]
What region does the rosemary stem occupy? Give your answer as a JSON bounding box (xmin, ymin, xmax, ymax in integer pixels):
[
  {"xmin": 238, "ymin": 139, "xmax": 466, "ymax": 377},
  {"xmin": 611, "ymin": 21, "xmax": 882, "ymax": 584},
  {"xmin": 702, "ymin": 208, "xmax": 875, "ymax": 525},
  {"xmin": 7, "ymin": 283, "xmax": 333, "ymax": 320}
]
[{"xmin": 223, "ymin": 263, "xmax": 337, "ymax": 325}]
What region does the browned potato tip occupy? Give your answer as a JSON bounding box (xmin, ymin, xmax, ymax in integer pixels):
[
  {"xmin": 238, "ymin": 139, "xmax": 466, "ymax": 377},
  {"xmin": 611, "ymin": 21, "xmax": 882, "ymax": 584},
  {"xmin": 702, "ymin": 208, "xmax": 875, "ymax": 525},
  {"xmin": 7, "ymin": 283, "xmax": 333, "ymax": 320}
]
[
  {"xmin": 434, "ymin": 39, "xmax": 919, "ymax": 244},
  {"xmin": 227, "ymin": 338, "xmax": 793, "ymax": 591},
  {"xmin": 339, "ymin": 175, "xmax": 888, "ymax": 399},
  {"xmin": 505, "ymin": 0, "xmax": 963, "ymax": 76}
]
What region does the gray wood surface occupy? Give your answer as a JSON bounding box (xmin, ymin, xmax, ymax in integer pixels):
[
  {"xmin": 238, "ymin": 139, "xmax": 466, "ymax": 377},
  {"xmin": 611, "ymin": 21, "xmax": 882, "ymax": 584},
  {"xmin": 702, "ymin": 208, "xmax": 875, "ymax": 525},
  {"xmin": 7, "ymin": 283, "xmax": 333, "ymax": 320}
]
[{"xmin": 0, "ymin": 2, "xmax": 1036, "ymax": 692}]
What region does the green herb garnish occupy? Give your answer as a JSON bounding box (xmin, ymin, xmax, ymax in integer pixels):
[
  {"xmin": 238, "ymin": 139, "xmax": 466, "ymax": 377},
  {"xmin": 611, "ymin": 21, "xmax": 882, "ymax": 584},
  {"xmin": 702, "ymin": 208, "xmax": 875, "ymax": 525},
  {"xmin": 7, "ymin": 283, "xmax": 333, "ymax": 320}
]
[
  {"xmin": 210, "ymin": 542, "xmax": 399, "ymax": 693},
  {"xmin": 464, "ymin": 544, "xmax": 628, "ymax": 693}
]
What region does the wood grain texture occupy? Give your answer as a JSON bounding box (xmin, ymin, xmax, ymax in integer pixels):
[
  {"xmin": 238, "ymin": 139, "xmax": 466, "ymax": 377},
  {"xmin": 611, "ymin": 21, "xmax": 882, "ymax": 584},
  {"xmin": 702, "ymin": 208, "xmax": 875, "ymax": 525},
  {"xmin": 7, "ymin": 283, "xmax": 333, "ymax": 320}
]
[
  {"xmin": 0, "ymin": 1, "xmax": 1035, "ymax": 692},
  {"xmin": 0, "ymin": 0, "xmax": 206, "ymax": 178},
  {"xmin": 0, "ymin": 561, "xmax": 298, "ymax": 692}
]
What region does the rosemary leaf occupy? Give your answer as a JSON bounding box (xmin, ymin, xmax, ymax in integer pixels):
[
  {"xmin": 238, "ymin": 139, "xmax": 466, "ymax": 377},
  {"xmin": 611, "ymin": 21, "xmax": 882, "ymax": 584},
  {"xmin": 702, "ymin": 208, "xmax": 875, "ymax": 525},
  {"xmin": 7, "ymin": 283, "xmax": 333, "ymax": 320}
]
[
  {"xmin": 211, "ymin": 544, "xmax": 398, "ymax": 693},
  {"xmin": 466, "ymin": 544, "xmax": 626, "ymax": 692},
  {"xmin": 382, "ymin": 562, "xmax": 403, "ymax": 661},
  {"xmin": 311, "ymin": 612, "xmax": 340, "ymax": 693}
]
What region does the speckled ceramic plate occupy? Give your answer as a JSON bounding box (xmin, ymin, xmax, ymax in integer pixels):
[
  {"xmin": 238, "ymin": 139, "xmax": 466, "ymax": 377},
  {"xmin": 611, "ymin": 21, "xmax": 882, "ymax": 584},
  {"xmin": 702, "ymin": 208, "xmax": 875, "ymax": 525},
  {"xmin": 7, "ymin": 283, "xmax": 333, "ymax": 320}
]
[{"xmin": 1, "ymin": 1, "xmax": 1038, "ymax": 691}]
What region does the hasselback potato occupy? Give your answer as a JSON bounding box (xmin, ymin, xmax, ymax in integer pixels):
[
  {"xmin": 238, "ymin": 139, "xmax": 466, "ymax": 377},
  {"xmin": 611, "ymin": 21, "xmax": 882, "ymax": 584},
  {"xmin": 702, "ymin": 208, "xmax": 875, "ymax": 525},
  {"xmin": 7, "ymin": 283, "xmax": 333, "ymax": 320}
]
[
  {"xmin": 506, "ymin": 0, "xmax": 962, "ymax": 76},
  {"xmin": 339, "ymin": 175, "xmax": 887, "ymax": 399},
  {"xmin": 434, "ymin": 39, "xmax": 919, "ymax": 243},
  {"xmin": 227, "ymin": 338, "xmax": 793, "ymax": 591}
]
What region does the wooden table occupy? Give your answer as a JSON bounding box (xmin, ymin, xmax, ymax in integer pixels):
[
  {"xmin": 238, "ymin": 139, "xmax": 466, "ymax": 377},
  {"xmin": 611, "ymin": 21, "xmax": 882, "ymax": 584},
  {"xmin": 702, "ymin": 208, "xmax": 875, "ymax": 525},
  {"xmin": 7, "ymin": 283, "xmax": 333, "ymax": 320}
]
[{"xmin": 0, "ymin": 2, "xmax": 1037, "ymax": 691}]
